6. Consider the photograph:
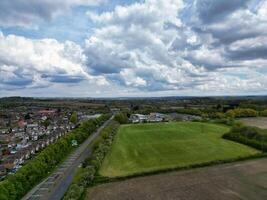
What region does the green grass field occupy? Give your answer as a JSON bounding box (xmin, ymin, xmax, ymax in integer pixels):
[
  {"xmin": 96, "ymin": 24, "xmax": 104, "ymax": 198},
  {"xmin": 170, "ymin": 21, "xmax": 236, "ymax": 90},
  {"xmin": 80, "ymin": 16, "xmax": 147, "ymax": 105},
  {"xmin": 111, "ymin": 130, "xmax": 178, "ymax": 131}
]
[{"xmin": 99, "ymin": 122, "xmax": 260, "ymax": 177}]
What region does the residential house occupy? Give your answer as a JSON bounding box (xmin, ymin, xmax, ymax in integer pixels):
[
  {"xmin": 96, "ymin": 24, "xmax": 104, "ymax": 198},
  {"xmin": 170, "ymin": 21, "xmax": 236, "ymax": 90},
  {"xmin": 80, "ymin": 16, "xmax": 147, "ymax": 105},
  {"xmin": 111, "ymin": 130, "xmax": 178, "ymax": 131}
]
[
  {"xmin": 16, "ymin": 152, "xmax": 25, "ymax": 165},
  {"xmin": 3, "ymin": 156, "xmax": 19, "ymax": 170},
  {"xmin": 0, "ymin": 165, "xmax": 7, "ymax": 179}
]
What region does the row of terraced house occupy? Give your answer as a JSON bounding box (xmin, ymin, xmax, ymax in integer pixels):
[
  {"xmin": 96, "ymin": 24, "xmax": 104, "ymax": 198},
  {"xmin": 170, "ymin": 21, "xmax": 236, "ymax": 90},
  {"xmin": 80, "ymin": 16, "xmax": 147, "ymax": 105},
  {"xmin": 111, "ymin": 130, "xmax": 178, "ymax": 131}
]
[{"xmin": 0, "ymin": 108, "xmax": 99, "ymax": 180}]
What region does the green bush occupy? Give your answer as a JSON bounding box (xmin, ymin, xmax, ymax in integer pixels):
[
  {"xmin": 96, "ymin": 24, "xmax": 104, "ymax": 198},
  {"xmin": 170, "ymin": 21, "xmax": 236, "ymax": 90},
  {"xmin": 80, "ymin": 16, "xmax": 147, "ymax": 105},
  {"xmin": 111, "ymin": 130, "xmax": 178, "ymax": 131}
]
[
  {"xmin": 213, "ymin": 118, "xmax": 235, "ymax": 126},
  {"xmin": 226, "ymin": 108, "xmax": 257, "ymax": 118},
  {"xmin": 63, "ymin": 184, "xmax": 84, "ymax": 200},
  {"xmin": 259, "ymin": 109, "xmax": 267, "ymax": 117},
  {"xmin": 223, "ymin": 124, "xmax": 267, "ymax": 152},
  {"xmin": 0, "ymin": 114, "xmax": 110, "ymax": 200},
  {"xmin": 114, "ymin": 112, "xmax": 128, "ymax": 124}
]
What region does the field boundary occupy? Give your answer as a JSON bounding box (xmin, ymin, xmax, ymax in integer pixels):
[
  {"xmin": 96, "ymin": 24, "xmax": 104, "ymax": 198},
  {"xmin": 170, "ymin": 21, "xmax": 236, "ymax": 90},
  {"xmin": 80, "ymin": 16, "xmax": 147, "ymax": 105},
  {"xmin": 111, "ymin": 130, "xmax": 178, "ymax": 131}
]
[{"xmin": 93, "ymin": 153, "xmax": 267, "ymax": 186}]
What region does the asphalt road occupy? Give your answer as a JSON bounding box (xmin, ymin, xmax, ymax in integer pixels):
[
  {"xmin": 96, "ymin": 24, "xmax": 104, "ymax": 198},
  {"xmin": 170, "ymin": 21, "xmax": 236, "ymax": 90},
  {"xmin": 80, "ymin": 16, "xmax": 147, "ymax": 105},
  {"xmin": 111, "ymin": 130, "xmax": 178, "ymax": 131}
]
[{"xmin": 22, "ymin": 116, "xmax": 113, "ymax": 200}]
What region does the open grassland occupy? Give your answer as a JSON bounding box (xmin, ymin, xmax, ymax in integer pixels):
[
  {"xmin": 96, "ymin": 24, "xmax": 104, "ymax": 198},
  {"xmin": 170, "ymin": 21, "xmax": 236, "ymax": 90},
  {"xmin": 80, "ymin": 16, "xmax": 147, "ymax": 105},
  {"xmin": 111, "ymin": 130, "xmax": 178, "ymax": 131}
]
[
  {"xmin": 99, "ymin": 122, "xmax": 260, "ymax": 177},
  {"xmin": 239, "ymin": 117, "xmax": 267, "ymax": 129}
]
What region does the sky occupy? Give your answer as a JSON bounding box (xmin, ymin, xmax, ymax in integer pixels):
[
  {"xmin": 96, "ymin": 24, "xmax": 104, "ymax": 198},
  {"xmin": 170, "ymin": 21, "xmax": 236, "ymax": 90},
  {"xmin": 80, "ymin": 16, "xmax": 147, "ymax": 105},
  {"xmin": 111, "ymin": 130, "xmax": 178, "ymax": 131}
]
[{"xmin": 0, "ymin": 0, "xmax": 267, "ymax": 97}]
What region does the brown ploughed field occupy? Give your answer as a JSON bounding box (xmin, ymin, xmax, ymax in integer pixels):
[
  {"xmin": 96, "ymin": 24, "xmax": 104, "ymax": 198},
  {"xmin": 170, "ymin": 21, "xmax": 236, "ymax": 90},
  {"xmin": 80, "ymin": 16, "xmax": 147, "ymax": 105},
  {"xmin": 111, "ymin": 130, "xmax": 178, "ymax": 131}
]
[{"xmin": 87, "ymin": 158, "xmax": 267, "ymax": 200}]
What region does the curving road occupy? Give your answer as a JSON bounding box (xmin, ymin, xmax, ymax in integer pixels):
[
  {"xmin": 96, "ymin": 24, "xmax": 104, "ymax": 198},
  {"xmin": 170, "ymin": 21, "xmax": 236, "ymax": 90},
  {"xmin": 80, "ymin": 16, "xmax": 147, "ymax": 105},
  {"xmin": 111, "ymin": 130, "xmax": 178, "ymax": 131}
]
[{"xmin": 22, "ymin": 115, "xmax": 114, "ymax": 200}]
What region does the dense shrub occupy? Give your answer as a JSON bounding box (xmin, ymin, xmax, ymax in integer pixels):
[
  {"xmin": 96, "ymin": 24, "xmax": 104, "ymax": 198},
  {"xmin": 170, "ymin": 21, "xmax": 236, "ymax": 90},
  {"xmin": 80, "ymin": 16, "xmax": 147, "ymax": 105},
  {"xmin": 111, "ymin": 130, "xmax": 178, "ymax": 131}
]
[
  {"xmin": 175, "ymin": 108, "xmax": 202, "ymax": 116},
  {"xmin": 259, "ymin": 109, "xmax": 267, "ymax": 117},
  {"xmin": 226, "ymin": 108, "xmax": 257, "ymax": 118},
  {"xmin": 223, "ymin": 124, "xmax": 267, "ymax": 152},
  {"xmin": 114, "ymin": 112, "xmax": 128, "ymax": 124},
  {"xmin": 63, "ymin": 184, "xmax": 84, "ymax": 200},
  {"xmin": 212, "ymin": 118, "xmax": 235, "ymax": 126},
  {"xmin": 63, "ymin": 120, "xmax": 119, "ymax": 200},
  {"xmin": 0, "ymin": 114, "xmax": 111, "ymax": 200}
]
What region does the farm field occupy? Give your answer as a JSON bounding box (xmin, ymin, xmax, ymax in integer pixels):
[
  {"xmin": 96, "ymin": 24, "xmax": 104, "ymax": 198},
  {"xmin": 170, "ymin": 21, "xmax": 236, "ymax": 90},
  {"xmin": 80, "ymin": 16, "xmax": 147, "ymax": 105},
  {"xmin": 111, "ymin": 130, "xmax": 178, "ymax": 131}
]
[
  {"xmin": 88, "ymin": 158, "xmax": 267, "ymax": 200},
  {"xmin": 99, "ymin": 122, "xmax": 260, "ymax": 178},
  {"xmin": 239, "ymin": 117, "xmax": 267, "ymax": 129}
]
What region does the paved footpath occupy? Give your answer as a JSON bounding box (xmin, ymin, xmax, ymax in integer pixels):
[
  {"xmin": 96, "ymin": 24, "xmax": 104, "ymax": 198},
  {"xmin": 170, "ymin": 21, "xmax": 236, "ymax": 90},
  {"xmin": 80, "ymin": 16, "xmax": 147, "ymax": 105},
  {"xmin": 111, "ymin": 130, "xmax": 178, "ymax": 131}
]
[{"xmin": 22, "ymin": 116, "xmax": 113, "ymax": 200}]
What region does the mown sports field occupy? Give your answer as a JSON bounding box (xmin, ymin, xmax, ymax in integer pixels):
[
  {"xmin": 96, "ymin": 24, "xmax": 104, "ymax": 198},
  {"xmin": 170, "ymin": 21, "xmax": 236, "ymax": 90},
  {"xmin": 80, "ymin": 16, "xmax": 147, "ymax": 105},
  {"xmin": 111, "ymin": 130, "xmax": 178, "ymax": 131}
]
[{"xmin": 99, "ymin": 122, "xmax": 260, "ymax": 177}]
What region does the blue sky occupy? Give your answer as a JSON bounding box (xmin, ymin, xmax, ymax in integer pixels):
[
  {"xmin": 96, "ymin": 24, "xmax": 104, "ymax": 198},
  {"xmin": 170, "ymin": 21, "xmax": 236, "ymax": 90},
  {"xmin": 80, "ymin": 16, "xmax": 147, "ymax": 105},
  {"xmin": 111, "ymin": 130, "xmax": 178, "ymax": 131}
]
[{"xmin": 0, "ymin": 0, "xmax": 267, "ymax": 97}]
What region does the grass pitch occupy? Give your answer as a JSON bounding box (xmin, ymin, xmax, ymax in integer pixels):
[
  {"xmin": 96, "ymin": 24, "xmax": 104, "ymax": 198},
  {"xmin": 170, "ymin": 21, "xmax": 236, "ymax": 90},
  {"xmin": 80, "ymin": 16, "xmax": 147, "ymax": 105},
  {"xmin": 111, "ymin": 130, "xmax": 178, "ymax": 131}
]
[{"xmin": 99, "ymin": 122, "xmax": 260, "ymax": 177}]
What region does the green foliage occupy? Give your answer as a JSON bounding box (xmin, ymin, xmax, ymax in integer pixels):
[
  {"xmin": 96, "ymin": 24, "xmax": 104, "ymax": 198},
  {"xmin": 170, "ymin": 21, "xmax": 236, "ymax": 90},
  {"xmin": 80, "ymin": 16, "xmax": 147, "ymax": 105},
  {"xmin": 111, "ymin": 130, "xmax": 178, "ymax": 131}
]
[
  {"xmin": 223, "ymin": 124, "xmax": 267, "ymax": 152},
  {"xmin": 63, "ymin": 120, "xmax": 119, "ymax": 200},
  {"xmin": 114, "ymin": 112, "xmax": 128, "ymax": 124},
  {"xmin": 63, "ymin": 184, "xmax": 84, "ymax": 200},
  {"xmin": 24, "ymin": 113, "xmax": 31, "ymax": 120},
  {"xmin": 70, "ymin": 112, "xmax": 78, "ymax": 124},
  {"xmin": 0, "ymin": 114, "xmax": 110, "ymax": 200},
  {"xmin": 41, "ymin": 119, "xmax": 50, "ymax": 128},
  {"xmin": 226, "ymin": 108, "xmax": 257, "ymax": 118},
  {"xmin": 174, "ymin": 108, "xmax": 202, "ymax": 116},
  {"xmin": 259, "ymin": 109, "xmax": 267, "ymax": 117}
]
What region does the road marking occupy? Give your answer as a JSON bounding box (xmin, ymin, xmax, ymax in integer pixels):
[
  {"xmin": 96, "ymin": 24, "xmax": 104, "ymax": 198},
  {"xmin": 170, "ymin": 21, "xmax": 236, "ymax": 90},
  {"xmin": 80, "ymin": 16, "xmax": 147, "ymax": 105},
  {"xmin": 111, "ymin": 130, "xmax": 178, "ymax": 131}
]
[
  {"xmin": 38, "ymin": 188, "xmax": 49, "ymax": 191},
  {"xmin": 27, "ymin": 197, "xmax": 40, "ymax": 200},
  {"xmin": 45, "ymin": 181, "xmax": 55, "ymax": 184},
  {"xmin": 61, "ymin": 163, "xmax": 71, "ymax": 167},
  {"xmin": 57, "ymin": 168, "xmax": 66, "ymax": 171},
  {"xmin": 31, "ymin": 194, "xmax": 43, "ymax": 197}
]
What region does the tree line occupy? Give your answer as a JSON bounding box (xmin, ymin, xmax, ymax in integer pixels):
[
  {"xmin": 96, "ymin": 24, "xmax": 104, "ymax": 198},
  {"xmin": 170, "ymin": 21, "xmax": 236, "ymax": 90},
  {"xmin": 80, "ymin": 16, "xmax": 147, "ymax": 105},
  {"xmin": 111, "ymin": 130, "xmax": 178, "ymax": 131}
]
[{"xmin": 133, "ymin": 107, "xmax": 267, "ymax": 119}]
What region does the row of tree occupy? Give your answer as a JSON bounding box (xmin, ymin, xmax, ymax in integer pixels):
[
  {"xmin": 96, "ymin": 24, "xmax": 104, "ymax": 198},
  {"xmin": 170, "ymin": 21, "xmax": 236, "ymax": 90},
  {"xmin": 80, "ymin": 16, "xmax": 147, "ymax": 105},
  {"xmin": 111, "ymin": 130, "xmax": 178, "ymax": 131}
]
[
  {"xmin": 0, "ymin": 114, "xmax": 111, "ymax": 200},
  {"xmin": 134, "ymin": 107, "xmax": 264, "ymax": 119},
  {"xmin": 63, "ymin": 120, "xmax": 120, "ymax": 200}
]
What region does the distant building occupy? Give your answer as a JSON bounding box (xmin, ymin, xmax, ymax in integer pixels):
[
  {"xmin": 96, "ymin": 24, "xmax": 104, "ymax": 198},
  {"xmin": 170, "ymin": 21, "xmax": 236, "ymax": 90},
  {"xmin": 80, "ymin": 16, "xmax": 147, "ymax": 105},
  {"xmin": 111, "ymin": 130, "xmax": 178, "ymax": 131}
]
[
  {"xmin": 130, "ymin": 114, "xmax": 148, "ymax": 123},
  {"xmin": 130, "ymin": 113, "xmax": 167, "ymax": 123}
]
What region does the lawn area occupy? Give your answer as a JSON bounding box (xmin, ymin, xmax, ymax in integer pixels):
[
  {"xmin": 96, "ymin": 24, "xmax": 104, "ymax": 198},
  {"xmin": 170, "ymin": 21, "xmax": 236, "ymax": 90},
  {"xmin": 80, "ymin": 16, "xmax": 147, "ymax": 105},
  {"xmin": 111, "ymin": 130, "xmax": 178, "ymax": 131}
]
[{"xmin": 99, "ymin": 122, "xmax": 260, "ymax": 178}]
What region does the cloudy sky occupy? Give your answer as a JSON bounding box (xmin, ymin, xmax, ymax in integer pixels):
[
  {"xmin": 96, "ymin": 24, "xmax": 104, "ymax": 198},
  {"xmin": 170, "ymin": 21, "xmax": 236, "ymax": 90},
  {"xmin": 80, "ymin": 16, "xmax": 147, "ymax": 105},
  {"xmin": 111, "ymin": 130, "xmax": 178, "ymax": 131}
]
[{"xmin": 0, "ymin": 0, "xmax": 267, "ymax": 97}]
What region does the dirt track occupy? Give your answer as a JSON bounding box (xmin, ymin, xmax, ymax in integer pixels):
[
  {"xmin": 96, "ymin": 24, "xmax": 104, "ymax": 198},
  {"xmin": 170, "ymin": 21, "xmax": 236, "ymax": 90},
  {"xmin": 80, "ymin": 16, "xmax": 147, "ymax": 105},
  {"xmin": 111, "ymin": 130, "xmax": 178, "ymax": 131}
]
[{"xmin": 87, "ymin": 158, "xmax": 267, "ymax": 200}]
